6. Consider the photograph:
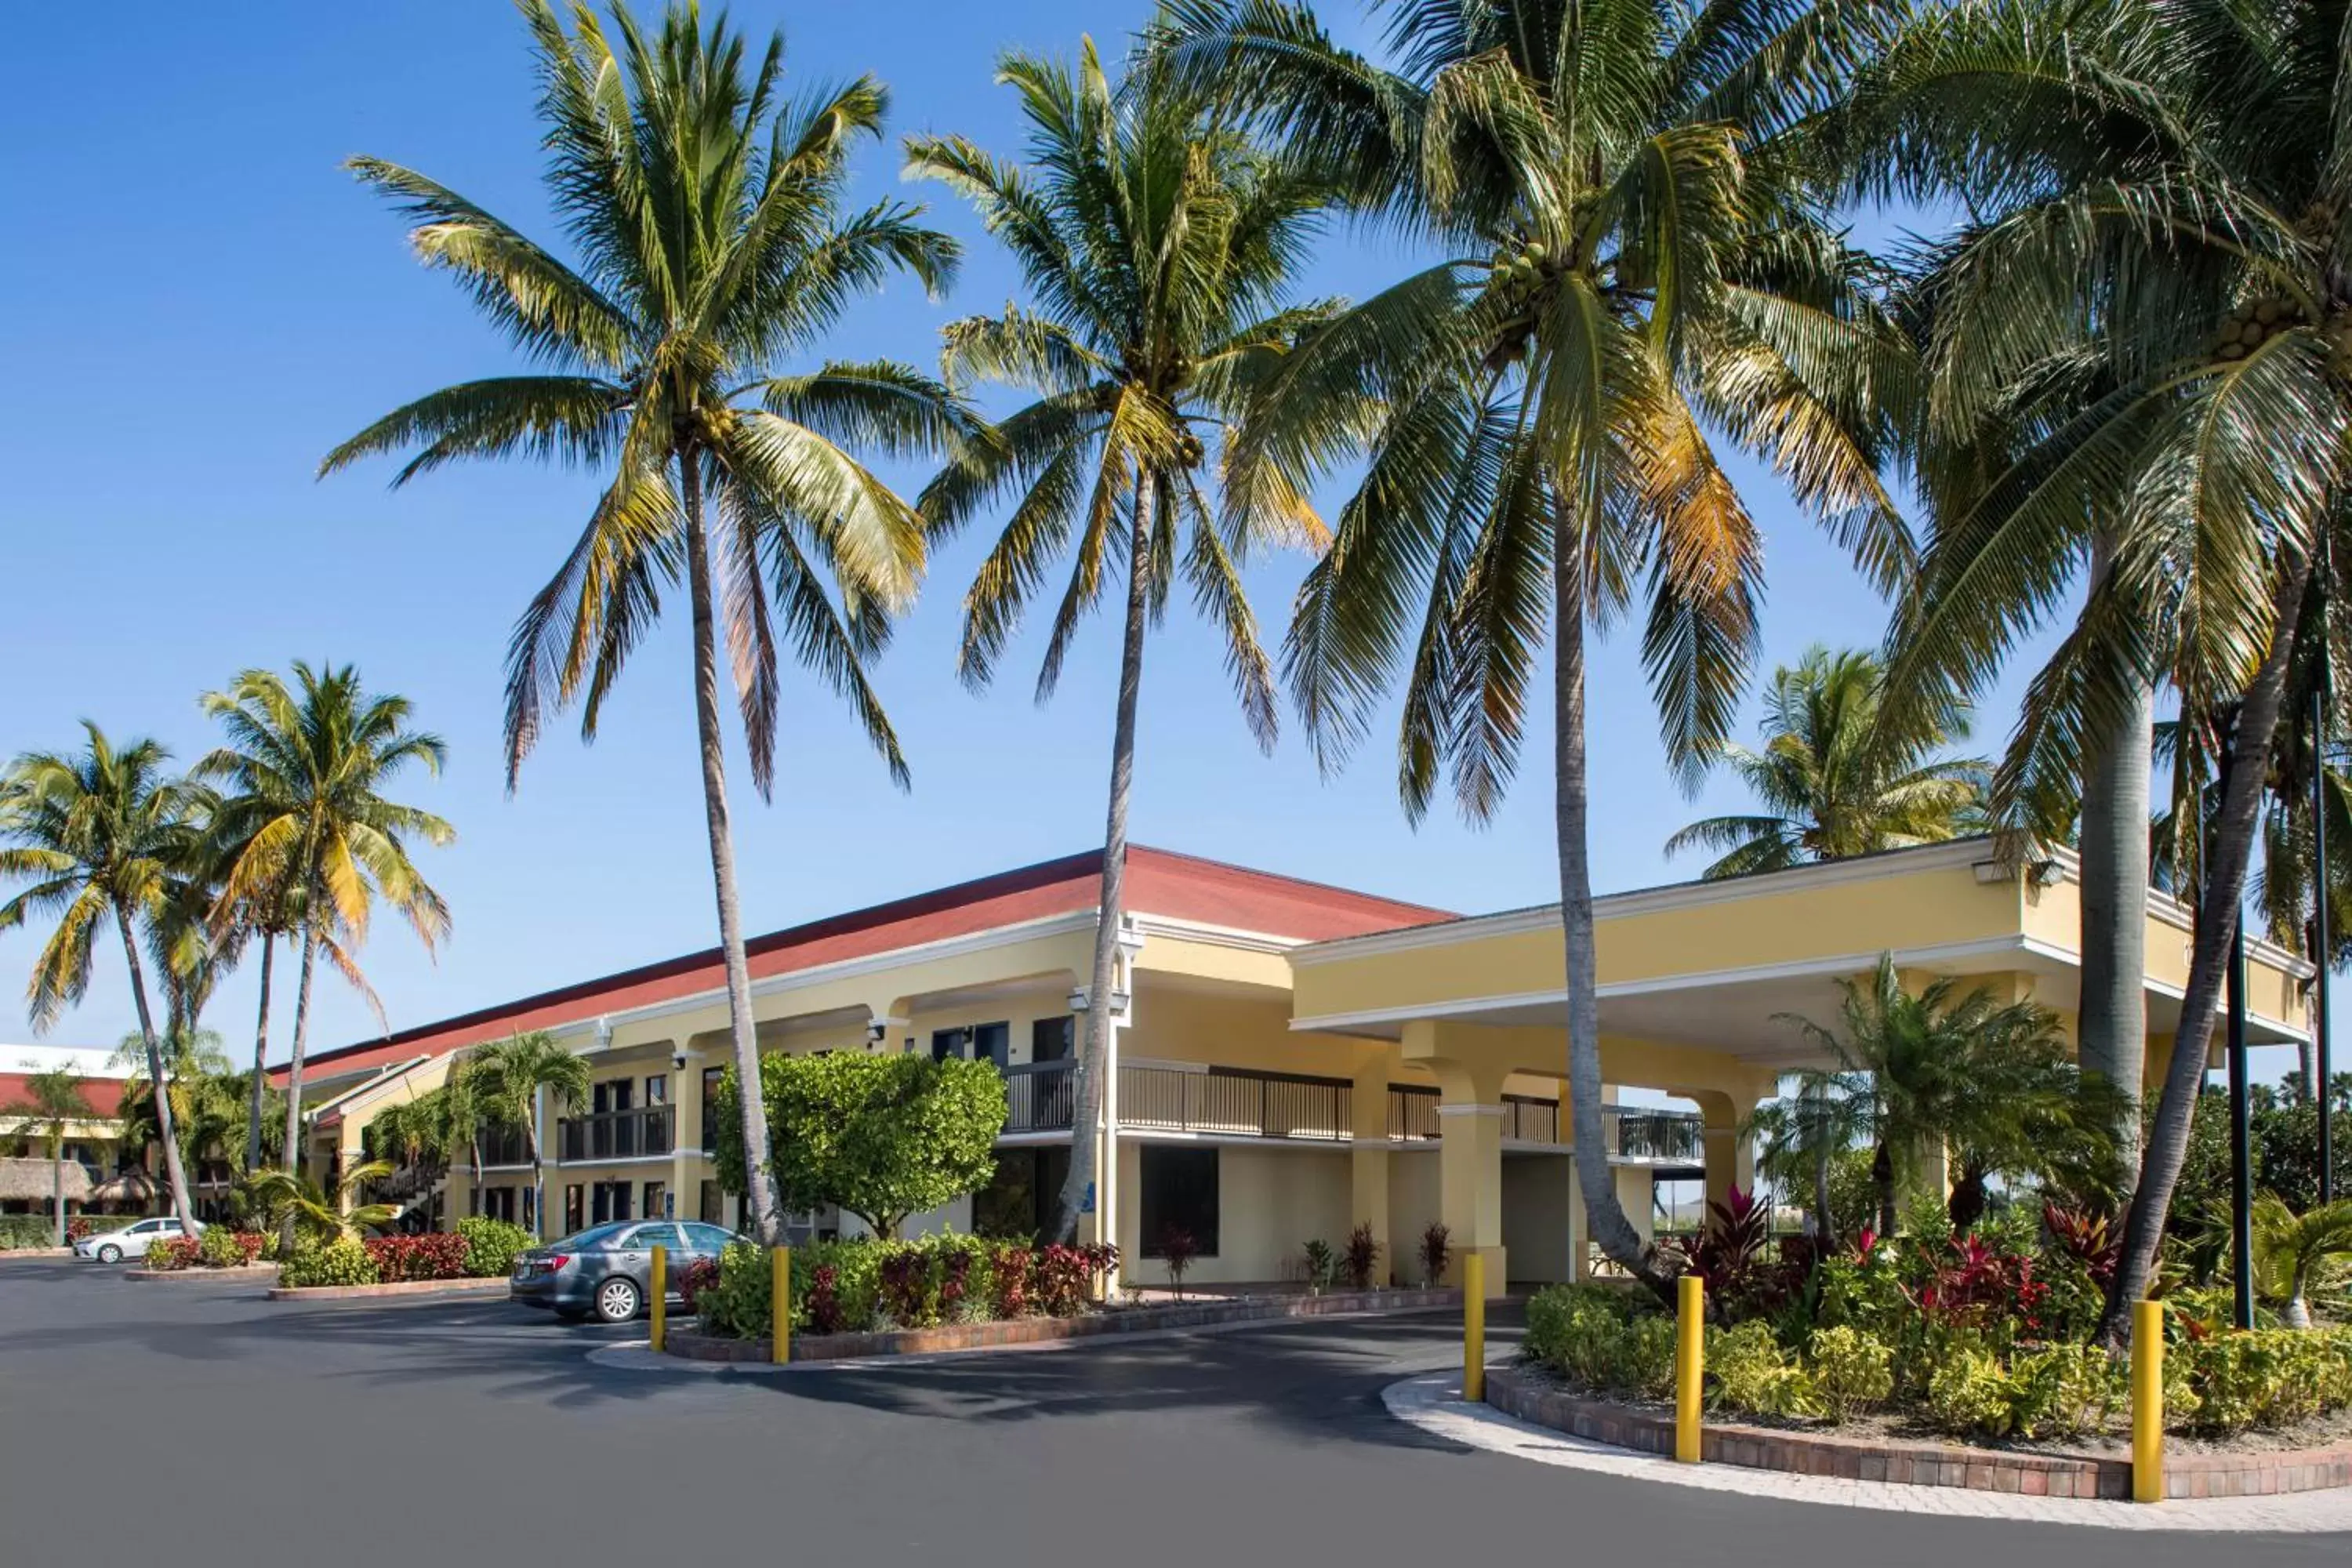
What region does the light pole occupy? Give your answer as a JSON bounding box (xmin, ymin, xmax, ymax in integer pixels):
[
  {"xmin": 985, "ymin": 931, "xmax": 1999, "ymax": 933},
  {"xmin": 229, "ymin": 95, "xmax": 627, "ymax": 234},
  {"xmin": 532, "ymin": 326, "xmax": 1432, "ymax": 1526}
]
[
  {"xmin": 2228, "ymin": 919, "xmax": 2253, "ymax": 1330},
  {"xmin": 2317, "ymin": 680, "xmax": 2336, "ymax": 1204}
]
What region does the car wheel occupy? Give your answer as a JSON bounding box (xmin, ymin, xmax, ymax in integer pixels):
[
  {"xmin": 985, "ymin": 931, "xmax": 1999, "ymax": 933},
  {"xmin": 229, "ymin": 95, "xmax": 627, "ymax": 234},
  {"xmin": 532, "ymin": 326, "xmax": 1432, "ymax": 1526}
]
[
  {"xmin": 96, "ymin": 1244, "xmax": 122, "ymax": 1264},
  {"xmin": 593, "ymin": 1276, "xmax": 641, "ymax": 1324}
]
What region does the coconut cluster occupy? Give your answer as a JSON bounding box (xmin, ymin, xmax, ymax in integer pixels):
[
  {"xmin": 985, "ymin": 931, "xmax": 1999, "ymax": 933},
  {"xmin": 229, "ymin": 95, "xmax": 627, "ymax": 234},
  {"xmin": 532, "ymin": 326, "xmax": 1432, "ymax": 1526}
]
[
  {"xmin": 1176, "ymin": 430, "xmax": 1206, "ymax": 468},
  {"xmin": 1487, "ymin": 238, "xmax": 1558, "ymax": 304},
  {"xmin": 2214, "ymin": 296, "xmax": 2309, "ymax": 359}
]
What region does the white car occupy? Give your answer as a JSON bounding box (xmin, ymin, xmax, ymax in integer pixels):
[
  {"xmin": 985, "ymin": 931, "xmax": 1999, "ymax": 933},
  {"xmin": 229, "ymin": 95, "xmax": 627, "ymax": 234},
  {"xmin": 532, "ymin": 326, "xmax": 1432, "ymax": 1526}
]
[{"xmin": 74, "ymin": 1217, "xmax": 204, "ymax": 1264}]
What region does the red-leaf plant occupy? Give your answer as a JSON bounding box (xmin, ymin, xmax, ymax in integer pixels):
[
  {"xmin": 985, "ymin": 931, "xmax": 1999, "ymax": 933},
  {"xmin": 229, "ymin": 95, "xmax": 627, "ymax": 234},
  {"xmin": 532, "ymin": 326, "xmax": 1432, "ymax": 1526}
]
[
  {"xmin": 1343, "ymin": 1222, "xmax": 1381, "ymax": 1290},
  {"xmin": 2042, "ymin": 1202, "xmax": 2121, "ymax": 1289},
  {"xmin": 806, "ymin": 1263, "xmax": 847, "ymax": 1335},
  {"xmin": 1156, "ymin": 1225, "xmax": 1199, "ymax": 1299},
  {"xmin": 992, "ymin": 1246, "xmax": 1033, "ymax": 1319}
]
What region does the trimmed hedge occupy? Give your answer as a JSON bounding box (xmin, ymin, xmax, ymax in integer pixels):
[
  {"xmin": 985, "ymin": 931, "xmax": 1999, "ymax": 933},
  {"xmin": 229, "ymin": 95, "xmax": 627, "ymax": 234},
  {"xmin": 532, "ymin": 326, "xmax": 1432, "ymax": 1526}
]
[{"xmin": 692, "ymin": 1235, "xmax": 1119, "ymax": 1341}]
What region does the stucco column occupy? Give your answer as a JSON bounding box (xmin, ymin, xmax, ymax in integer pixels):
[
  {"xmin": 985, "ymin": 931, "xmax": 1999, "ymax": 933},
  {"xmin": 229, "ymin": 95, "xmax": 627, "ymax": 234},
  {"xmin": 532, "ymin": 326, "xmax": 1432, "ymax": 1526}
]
[
  {"xmin": 1567, "ymin": 1157, "xmax": 1592, "ymax": 1281},
  {"xmin": 1436, "ymin": 1103, "xmax": 1507, "ymax": 1293},
  {"xmin": 1614, "ymin": 1164, "xmax": 1655, "ymax": 1247},
  {"xmin": 1692, "ymin": 1090, "xmax": 1758, "ymax": 1216},
  {"xmin": 1349, "ymin": 1049, "xmax": 1396, "ymax": 1276},
  {"xmin": 670, "ymin": 1043, "xmax": 697, "ymax": 1222}
]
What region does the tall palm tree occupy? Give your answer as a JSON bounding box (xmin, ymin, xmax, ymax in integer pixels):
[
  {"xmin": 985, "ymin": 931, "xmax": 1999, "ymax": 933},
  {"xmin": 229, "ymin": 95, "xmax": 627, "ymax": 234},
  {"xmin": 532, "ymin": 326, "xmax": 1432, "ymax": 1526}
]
[
  {"xmin": 1843, "ymin": 0, "xmax": 2352, "ymax": 1327},
  {"xmin": 909, "ymin": 40, "xmax": 1338, "ymax": 1243},
  {"xmin": 198, "ymin": 662, "xmax": 449, "ymax": 1193},
  {"xmin": 466, "ymin": 1030, "xmax": 591, "ymax": 1240},
  {"xmin": 0, "ymin": 726, "xmax": 203, "ymax": 1228},
  {"xmin": 1780, "ymin": 954, "xmax": 2115, "ymax": 1237},
  {"xmin": 5, "ymin": 1064, "xmax": 93, "ymax": 1247},
  {"xmin": 1666, "ymin": 645, "xmax": 1984, "ymax": 879},
  {"xmin": 321, "ymin": 1, "xmax": 978, "ymax": 1247},
  {"xmin": 1157, "ymin": 1, "xmax": 1911, "ymax": 1288},
  {"xmin": 111, "ymin": 1027, "xmax": 230, "ymax": 1189}
]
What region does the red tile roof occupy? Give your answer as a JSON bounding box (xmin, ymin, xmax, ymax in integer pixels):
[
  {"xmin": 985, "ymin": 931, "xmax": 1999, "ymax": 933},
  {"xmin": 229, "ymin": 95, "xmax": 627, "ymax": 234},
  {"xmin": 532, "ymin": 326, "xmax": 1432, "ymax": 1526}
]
[
  {"xmin": 278, "ymin": 847, "xmax": 1445, "ymax": 1085},
  {"xmin": 0, "ymin": 1072, "xmax": 118, "ymax": 1120}
]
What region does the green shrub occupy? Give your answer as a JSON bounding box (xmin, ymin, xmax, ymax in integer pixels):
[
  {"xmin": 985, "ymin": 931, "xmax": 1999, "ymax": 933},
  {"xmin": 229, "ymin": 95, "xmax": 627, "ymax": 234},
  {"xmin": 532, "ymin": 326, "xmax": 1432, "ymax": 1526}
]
[
  {"xmin": 690, "ymin": 1234, "xmax": 1029, "ymax": 1341},
  {"xmin": 1708, "ymin": 1320, "xmax": 1820, "ymax": 1419},
  {"xmin": 2003, "ymin": 1343, "xmax": 2122, "ymax": 1439},
  {"xmin": 278, "ymin": 1236, "xmax": 379, "ymax": 1289},
  {"xmin": 456, "ymin": 1216, "xmax": 532, "ymax": 1278},
  {"xmin": 1523, "ymin": 1284, "xmax": 1675, "ymax": 1400},
  {"xmin": 0, "ymin": 1215, "xmax": 59, "ymax": 1250},
  {"xmin": 195, "ymin": 1225, "xmax": 258, "ymax": 1269},
  {"xmin": 2180, "ymin": 1329, "xmax": 2352, "ymax": 1434},
  {"xmin": 1925, "ymin": 1341, "xmax": 2015, "ymax": 1436},
  {"xmin": 1806, "ymin": 1326, "xmax": 1893, "ymax": 1421}
]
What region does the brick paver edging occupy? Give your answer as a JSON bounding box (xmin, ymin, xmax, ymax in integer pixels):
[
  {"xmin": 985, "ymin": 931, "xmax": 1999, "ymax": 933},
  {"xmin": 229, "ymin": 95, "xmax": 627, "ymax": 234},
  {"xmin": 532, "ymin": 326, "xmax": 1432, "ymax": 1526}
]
[
  {"xmin": 122, "ymin": 1263, "xmax": 280, "ymax": 1282},
  {"xmin": 665, "ymin": 1286, "xmax": 1464, "ymax": 1363},
  {"xmin": 0, "ymin": 1247, "xmax": 74, "ymax": 1261},
  {"xmin": 1484, "ymin": 1364, "xmax": 2352, "ymax": 1501},
  {"xmin": 265, "ymin": 1275, "xmax": 511, "ymax": 1301}
]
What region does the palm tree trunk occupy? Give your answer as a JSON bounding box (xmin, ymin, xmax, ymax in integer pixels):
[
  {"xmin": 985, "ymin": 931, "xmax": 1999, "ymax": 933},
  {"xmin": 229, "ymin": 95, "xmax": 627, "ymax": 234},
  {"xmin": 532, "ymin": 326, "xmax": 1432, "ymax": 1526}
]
[
  {"xmin": 50, "ymin": 1129, "xmax": 64, "ymax": 1249},
  {"xmin": 2104, "ymin": 553, "xmax": 2317, "ymax": 1335},
  {"xmin": 244, "ymin": 932, "xmax": 274, "ymax": 1173},
  {"xmin": 677, "ymin": 443, "xmax": 783, "ymax": 1248},
  {"xmin": 1555, "ymin": 512, "xmax": 1667, "ymax": 1294},
  {"xmin": 2077, "ymin": 531, "xmax": 2154, "ymax": 1210},
  {"xmin": 1872, "ymin": 1140, "xmax": 1896, "ymax": 1240},
  {"xmin": 114, "ymin": 906, "xmax": 195, "ymax": 1229},
  {"xmin": 1808, "ymin": 1083, "xmax": 1835, "ymax": 1248},
  {"xmin": 1054, "ymin": 471, "xmax": 1154, "ymax": 1246},
  {"xmin": 278, "ymin": 920, "xmax": 320, "ymax": 1253},
  {"xmin": 527, "ymin": 1102, "xmax": 543, "ymax": 1242}
]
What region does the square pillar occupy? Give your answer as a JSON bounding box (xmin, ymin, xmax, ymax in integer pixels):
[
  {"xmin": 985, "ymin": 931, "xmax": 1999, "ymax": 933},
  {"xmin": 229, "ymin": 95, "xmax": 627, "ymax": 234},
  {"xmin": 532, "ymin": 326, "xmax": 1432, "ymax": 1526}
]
[
  {"xmin": 1614, "ymin": 1164, "xmax": 1655, "ymax": 1246},
  {"xmin": 1438, "ymin": 1102, "xmax": 1507, "ymax": 1295},
  {"xmin": 1350, "ymin": 1054, "xmax": 1394, "ymax": 1274},
  {"xmin": 670, "ymin": 1044, "xmax": 699, "ymax": 1221}
]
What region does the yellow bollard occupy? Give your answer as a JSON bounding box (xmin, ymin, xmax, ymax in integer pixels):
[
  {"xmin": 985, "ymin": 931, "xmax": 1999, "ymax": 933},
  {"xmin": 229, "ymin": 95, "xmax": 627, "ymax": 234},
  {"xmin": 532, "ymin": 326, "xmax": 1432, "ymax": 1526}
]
[
  {"xmin": 771, "ymin": 1244, "xmax": 792, "ymax": 1366},
  {"xmin": 1463, "ymin": 1250, "xmax": 1486, "ymax": 1403},
  {"xmin": 1675, "ymin": 1274, "xmax": 1704, "ymax": 1464},
  {"xmin": 649, "ymin": 1243, "xmax": 667, "ymax": 1353},
  {"xmin": 2132, "ymin": 1298, "xmax": 2165, "ymax": 1503}
]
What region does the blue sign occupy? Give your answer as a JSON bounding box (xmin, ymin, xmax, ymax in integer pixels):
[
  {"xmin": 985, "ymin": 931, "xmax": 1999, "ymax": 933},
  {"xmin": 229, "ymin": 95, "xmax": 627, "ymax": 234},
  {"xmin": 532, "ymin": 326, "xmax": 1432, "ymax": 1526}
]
[{"xmin": 1080, "ymin": 1181, "xmax": 1096, "ymax": 1214}]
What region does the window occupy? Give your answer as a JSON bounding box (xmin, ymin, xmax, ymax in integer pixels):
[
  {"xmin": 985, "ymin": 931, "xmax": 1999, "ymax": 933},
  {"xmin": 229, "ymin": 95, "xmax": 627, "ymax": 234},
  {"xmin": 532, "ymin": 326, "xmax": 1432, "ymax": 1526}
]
[
  {"xmin": 591, "ymin": 1078, "xmax": 633, "ymax": 1115},
  {"xmin": 564, "ymin": 1185, "xmax": 585, "ymax": 1234},
  {"xmin": 480, "ymin": 1186, "xmax": 518, "ymax": 1225},
  {"xmin": 643, "ymin": 1181, "xmax": 666, "ymax": 1221},
  {"xmin": 1139, "ymin": 1146, "xmax": 1219, "ymax": 1257},
  {"xmin": 644, "ymin": 1073, "xmax": 667, "ymax": 1106},
  {"xmin": 521, "ymin": 1187, "xmax": 535, "ymax": 1233},
  {"xmin": 684, "ymin": 1223, "xmax": 735, "ymax": 1252},
  {"xmin": 1031, "ymin": 1016, "xmax": 1073, "ymax": 1062},
  {"xmin": 971, "ymin": 1022, "xmax": 1009, "ymax": 1069},
  {"xmin": 702, "ymin": 1067, "xmax": 725, "ymax": 1149},
  {"xmin": 699, "ymin": 1180, "xmax": 724, "ymax": 1225},
  {"xmin": 930, "ymin": 1028, "xmax": 965, "ymax": 1062},
  {"xmin": 973, "ymin": 1146, "xmax": 1069, "ymax": 1239}
]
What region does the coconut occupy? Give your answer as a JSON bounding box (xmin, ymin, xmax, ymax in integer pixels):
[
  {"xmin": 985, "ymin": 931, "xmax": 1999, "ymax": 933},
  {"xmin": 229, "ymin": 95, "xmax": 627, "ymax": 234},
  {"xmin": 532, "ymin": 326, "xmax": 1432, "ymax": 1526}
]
[
  {"xmin": 2255, "ymin": 299, "xmax": 2281, "ymax": 325},
  {"xmin": 2220, "ymin": 341, "xmax": 2248, "ymax": 360},
  {"xmin": 2216, "ymin": 319, "xmax": 2245, "ymax": 346},
  {"xmin": 1525, "ymin": 241, "xmax": 1548, "ymax": 264}
]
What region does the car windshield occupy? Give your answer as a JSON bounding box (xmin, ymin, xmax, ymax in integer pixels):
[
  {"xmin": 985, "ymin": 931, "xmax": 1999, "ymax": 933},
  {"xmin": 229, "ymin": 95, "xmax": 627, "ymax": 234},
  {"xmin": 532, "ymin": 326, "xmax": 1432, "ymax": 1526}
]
[{"xmin": 546, "ymin": 1224, "xmax": 627, "ymax": 1250}]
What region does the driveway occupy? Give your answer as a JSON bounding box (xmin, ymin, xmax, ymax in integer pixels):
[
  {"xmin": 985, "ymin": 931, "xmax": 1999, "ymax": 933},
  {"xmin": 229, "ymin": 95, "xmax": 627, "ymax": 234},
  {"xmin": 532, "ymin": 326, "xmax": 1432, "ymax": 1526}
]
[{"xmin": 0, "ymin": 1261, "xmax": 2339, "ymax": 1565}]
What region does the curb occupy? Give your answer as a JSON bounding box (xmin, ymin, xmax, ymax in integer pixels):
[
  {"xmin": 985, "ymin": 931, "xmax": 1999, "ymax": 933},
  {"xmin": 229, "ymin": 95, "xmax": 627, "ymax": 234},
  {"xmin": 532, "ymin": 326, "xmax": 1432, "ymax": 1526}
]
[
  {"xmin": 590, "ymin": 1300, "xmax": 1472, "ymax": 1376},
  {"xmin": 123, "ymin": 1264, "xmax": 278, "ymax": 1282},
  {"xmin": 659, "ymin": 1287, "xmax": 1465, "ymax": 1364},
  {"xmin": 0, "ymin": 1248, "xmax": 74, "ymax": 1261},
  {"xmin": 266, "ymin": 1276, "xmax": 511, "ymax": 1302},
  {"xmin": 1384, "ymin": 1373, "xmax": 2352, "ymax": 1533}
]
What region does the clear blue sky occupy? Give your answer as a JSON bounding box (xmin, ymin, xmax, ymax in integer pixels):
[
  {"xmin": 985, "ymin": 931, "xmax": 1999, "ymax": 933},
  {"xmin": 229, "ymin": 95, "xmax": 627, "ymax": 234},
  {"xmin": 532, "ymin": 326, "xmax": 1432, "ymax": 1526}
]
[{"xmin": 0, "ymin": 1, "xmax": 2302, "ymax": 1085}]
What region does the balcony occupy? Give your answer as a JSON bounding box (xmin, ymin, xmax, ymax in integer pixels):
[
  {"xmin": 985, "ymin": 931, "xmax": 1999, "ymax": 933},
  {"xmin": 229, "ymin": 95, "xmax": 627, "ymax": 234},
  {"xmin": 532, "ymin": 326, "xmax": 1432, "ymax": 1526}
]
[
  {"xmin": 999, "ymin": 1061, "xmax": 1351, "ymax": 1143},
  {"xmin": 1382, "ymin": 1087, "xmax": 1701, "ymax": 1166},
  {"xmin": 556, "ymin": 1105, "xmax": 673, "ymax": 1163},
  {"xmin": 474, "ymin": 1123, "xmax": 531, "ymax": 1169}
]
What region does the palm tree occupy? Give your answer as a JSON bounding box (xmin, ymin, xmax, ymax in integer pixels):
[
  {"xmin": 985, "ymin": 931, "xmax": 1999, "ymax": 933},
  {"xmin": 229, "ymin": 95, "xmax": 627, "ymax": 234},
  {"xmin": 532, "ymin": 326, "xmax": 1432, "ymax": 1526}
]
[
  {"xmin": 1779, "ymin": 954, "xmax": 2114, "ymax": 1237},
  {"xmin": 0, "ymin": 726, "xmax": 203, "ymax": 1229},
  {"xmin": 321, "ymin": 2, "xmax": 978, "ymax": 1247},
  {"xmin": 197, "ymin": 662, "xmax": 451, "ymax": 1192},
  {"xmin": 2251, "ymin": 1195, "xmax": 2352, "ymax": 1329},
  {"xmin": 239, "ymin": 1159, "xmax": 400, "ymax": 1244},
  {"xmin": 111, "ymin": 1027, "xmax": 230, "ymax": 1192},
  {"xmin": 466, "ymin": 1031, "xmax": 590, "ymax": 1240},
  {"xmin": 1156, "ymin": 1, "xmax": 1910, "ymax": 1289},
  {"xmin": 1666, "ymin": 646, "xmax": 1984, "ymax": 879},
  {"xmin": 1843, "ymin": 1, "xmax": 2352, "ymax": 1326},
  {"xmin": 909, "ymin": 40, "xmax": 1337, "ymax": 1243},
  {"xmin": 5, "ymin": 1064, "xmax": 93, "ymax": 1247}
]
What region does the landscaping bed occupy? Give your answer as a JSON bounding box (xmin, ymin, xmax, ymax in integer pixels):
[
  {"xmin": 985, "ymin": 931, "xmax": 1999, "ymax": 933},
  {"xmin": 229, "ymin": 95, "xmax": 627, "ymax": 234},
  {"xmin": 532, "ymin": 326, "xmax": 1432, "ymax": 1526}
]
[
  {"xmin": 125, "ymin": 1262, "xmax": 278, "ymax": 1282},
  {"xmin": 667, "ymin": 1283, "xmax": 1462, "ymax": 1363},
  {"xmin": 1511, "ymin": 1194, "xmax": 2352, "ymax": 1497},
  {"xmin": 267, "ymin": 1275, "xmax": 512, "ymax": 1301},
  {"xmin": 1484, "ymin": 1363, "xmax": 2352, "ymax": 1498}
]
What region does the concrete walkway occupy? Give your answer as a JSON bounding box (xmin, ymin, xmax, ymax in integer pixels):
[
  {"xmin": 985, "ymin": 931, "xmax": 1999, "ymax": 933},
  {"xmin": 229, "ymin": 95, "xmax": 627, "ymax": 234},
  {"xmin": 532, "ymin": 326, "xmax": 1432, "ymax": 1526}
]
[{"xmin": 1385, "ymin": 1373, "xmax": 2352, "ymax": 1534}]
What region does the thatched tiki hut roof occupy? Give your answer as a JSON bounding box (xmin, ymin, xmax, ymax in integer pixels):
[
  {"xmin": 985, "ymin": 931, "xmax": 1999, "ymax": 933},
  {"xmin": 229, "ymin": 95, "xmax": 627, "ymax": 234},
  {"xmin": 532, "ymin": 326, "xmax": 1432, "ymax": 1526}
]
[
  {"xmin": 85, "ymin": 1168, "xmax": 156, "ymax": 1207},
  {"xmin": 0, "ymin": 1156, "xmax": 95, "ymax": 1204}
]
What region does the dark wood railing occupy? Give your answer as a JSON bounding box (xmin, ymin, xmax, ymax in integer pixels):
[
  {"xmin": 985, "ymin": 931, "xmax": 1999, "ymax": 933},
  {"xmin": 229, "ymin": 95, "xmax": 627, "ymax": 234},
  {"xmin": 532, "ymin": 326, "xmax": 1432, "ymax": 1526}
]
[
  {"xmin": 1000, "ymin": 1061, "xmax": 1351, "ymax": 1142},
  {"xmin": 556, "ymin": 1105, "xmax": 673, "ymax": 1163},
  {"xmin": 1383, "ymin": 1087, "xmax": 1700, "ymax": 1163}
]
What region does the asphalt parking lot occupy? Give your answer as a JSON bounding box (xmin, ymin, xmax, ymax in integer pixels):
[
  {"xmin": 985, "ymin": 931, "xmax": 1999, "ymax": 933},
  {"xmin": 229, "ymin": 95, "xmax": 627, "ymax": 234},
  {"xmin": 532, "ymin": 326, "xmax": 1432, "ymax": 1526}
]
[{"xmin": 1, "ymin": 1259, "xmax": 2341, "ymax": 1566}]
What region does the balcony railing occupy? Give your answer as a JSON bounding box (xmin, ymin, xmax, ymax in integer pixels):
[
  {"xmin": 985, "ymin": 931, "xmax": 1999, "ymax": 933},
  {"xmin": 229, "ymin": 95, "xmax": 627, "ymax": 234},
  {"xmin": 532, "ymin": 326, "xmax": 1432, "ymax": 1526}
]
[
  {"xmin": 999, "ymin": 1060, "xmax": 1351, "ymax": 1142},
  {"xmin": 1383, "ymin": 1087, "xmax": 1700, "ymax": 1164},
  {"xmin": 474, "ymin": 1123, "xmax": 531, "ymax": 1169},
  {"xmin": 557, "ymin": 1105, "xmax": 673, "ymax": 1163},
  {"xmin": 1002, "ymin": 1060, "xmax": 1077, "ymax": 1134},
  {"xmin": 1119, "ymin": 1065, "xmax": 1351, "ymax": 1142}
]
